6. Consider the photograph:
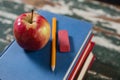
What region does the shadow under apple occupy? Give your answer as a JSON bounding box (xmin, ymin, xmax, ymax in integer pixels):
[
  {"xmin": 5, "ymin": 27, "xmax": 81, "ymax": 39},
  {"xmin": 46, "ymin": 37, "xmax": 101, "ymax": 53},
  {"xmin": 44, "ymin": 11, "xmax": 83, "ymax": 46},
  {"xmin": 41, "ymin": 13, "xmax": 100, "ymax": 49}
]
[{"xmin": 24, "ymin": 40, "xmax": 52, "ymax": 72}]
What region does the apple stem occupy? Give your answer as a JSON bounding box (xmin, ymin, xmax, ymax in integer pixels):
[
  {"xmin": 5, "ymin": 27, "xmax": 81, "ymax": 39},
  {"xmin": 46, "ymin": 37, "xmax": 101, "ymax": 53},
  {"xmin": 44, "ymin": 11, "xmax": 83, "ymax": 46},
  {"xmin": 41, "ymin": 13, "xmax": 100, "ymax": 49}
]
[{"xmin": 30, "ymin": 9, "xmax": 34, "ymax": 24}]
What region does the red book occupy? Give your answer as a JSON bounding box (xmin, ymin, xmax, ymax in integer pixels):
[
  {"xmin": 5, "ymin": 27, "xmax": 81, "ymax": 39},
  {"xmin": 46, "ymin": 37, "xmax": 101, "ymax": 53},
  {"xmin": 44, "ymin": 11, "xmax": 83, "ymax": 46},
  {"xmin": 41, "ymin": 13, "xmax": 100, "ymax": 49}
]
[
  {"xmin": 77, "ymin": 54, "xmax": 96, "ymax": 80},
  {"xmin": 68, "ymin": 42, "xmax": 95, "ymax": 80},
  {"xmin": 76, "ymin": 52, "xmax": 95, "ymax": 80},
  {"xmin": 81, "ymin": 55, "xmax": 96, "ymax": 80}
]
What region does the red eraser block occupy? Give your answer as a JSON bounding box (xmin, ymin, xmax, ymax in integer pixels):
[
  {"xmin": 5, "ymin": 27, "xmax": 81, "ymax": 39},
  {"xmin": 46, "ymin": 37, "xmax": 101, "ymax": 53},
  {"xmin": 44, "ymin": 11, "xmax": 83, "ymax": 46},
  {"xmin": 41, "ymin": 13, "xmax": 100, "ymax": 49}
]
[{"xmin": 58, "ymin": 30, "xmax": 70, "ymax": 52}]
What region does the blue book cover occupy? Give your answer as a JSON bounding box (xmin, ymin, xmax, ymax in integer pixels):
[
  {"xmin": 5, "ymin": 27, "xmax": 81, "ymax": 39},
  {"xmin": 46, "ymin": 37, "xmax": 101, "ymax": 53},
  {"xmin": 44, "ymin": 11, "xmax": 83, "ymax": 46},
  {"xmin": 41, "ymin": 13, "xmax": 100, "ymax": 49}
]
[{"xmin": 0, "ymin": 10, "xmax": 93, "ymax": 80}]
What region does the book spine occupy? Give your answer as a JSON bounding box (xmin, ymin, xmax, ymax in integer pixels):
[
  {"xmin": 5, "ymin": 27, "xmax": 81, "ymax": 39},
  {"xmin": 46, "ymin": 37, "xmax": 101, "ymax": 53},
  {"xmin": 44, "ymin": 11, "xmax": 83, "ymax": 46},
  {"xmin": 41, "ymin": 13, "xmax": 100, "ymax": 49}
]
[{"xmin": 68, "ymin": 42, "xmax": 95, "ymax": 80}]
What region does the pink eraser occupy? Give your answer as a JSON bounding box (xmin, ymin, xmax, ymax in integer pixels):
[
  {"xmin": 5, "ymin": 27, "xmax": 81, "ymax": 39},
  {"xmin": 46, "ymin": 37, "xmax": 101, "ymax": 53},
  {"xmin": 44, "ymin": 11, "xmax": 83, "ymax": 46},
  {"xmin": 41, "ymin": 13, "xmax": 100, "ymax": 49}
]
[{"xmin": 58, "ymin": 30, "xmax": 70, "ymax": 52}]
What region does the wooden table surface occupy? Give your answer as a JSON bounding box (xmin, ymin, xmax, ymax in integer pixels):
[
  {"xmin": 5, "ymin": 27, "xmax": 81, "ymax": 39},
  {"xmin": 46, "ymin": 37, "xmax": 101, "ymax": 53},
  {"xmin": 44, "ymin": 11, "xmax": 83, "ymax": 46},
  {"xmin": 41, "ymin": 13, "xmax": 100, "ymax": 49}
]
[{"xmin": 0, "ymin": 0, "xmax": 120, "ymax": 80}]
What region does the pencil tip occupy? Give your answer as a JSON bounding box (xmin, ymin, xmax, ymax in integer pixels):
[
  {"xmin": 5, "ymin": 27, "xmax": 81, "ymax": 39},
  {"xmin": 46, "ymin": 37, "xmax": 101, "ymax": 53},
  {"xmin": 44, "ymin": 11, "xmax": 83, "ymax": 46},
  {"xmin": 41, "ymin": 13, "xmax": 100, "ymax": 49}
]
[{"xmin": 51, "ymin": 66, "xmax": 55, "ymax": 72}]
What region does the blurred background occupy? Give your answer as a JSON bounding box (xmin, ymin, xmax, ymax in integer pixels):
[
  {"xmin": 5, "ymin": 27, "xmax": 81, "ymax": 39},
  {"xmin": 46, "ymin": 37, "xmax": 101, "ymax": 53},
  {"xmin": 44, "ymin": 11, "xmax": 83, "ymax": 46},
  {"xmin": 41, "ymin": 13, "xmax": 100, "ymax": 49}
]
[{"xmin": 0, "ymin": 0, "xmax": 120, "ymax": 80}]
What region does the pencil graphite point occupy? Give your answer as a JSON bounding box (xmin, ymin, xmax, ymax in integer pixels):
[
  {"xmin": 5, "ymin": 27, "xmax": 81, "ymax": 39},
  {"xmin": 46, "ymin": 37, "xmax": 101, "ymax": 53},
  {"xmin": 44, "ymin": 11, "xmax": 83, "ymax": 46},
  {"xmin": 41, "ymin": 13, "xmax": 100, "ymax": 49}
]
[{"xmin": 52, "ymin": 66, "xmax": 55, "ymax": 72}]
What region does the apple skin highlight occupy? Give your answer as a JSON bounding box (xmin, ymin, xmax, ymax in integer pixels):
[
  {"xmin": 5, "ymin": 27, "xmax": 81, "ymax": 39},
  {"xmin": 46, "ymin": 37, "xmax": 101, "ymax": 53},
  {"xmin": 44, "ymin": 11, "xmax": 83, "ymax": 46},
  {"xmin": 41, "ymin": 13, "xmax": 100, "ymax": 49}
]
[{"xmin": 13, "ymin": 13, "xmax": 50, "ymax": 51}]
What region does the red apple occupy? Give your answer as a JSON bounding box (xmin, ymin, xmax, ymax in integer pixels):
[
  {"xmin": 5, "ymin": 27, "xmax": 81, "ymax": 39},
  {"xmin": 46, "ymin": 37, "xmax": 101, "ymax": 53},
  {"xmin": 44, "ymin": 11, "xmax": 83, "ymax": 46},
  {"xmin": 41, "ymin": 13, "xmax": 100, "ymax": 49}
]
[{"xmin": 13, "ymin": 12, "xmax": 50, "ymax": 51}]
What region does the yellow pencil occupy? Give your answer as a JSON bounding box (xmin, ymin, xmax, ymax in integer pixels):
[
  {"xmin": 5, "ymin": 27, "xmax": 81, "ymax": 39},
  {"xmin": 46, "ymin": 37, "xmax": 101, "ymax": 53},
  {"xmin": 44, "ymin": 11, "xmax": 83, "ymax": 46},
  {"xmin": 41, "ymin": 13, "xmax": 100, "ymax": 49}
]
[{"xmin": 51, "ymin": 17, "xmax": 57, "ymax": 71}]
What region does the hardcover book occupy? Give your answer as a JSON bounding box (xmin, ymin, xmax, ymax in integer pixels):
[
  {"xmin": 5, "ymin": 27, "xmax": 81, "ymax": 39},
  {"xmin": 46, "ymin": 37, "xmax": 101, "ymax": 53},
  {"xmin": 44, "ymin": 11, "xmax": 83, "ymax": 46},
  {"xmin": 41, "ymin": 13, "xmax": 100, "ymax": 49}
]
[
  {"xmin": 0, "ymin": 10, "xmax": 93, "ymax": 80},
  {"xmin": 76, "ymin": 52, "xmax": 95, "ymax": 80},
  {"xmin": 68, "ymin": 42, "xmax": 95, "ymax": 80}
]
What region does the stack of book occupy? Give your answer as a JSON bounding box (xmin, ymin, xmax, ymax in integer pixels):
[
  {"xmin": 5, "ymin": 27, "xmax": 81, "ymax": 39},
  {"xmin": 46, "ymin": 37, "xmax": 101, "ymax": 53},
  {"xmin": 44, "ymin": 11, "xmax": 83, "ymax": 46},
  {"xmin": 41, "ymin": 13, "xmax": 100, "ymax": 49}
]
[
  {"xmin": 0, "ymin": 10, "xmax": 95, "ymax": 80},
  {"xmin": 65, "ymin": 35, "xmax": 95, "ymax": 80}
]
